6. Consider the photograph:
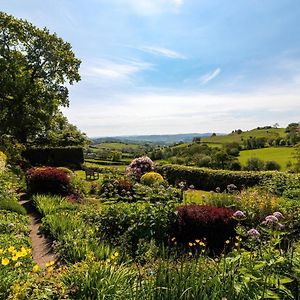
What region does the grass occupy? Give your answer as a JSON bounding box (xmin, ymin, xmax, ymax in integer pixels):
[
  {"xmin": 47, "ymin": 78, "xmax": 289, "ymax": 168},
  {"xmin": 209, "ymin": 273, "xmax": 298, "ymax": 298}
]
[
  {"xmin": 92, "ymin": 142, "xmax": 144, "ymax": 151},
  {"xmin": 202, "ymin": 128, "xmax": 285, "ymax": 145},
  {"xmin": 238, "ymin": 147, "xmax": 295, "ymax": 170}
]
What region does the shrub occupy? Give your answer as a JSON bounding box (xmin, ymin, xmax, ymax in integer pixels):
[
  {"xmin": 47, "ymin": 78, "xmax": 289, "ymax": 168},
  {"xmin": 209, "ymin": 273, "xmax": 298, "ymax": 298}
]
[
  {"xmin": 126, "ymin": 156, "xmax": 154, "ymax": 179},
  {"xmin": 23, "ymin": 147, "xmax": 84, "ymax": 169},
  {"xmin": 157, "ymin": 164, "xmax": 275, "ymax": 191},
  {"xmin": 174, "ymin": 205, "xmax": 236, "ymax": 253},
  {"xmin": 140, "ymin": 172, "xmax": 164, "ymax": 186},
  {"xmin": 57, "ymin": 167, "xmax": 73, "ymax": 176},
  {"xmin": 83, "ymin": 202, "xmax": 177, "ymax": 255},
  {"xmin": 27, "ymin": 167, "xmax": 71, "ymax": 196},
  {"xmin": 245, "ymin": 157, "xmax": 265, "ymax": 171},
  {"xmin": 264, "ymin": 160, "xmax": 280, "ymax": 171}
]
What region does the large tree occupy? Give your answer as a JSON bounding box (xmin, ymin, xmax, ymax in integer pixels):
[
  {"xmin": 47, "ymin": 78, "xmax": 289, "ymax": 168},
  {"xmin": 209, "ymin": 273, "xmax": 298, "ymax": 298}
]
[{"xmin": 0, "ymin": 12, "xmax": 81, "ymax": 144}]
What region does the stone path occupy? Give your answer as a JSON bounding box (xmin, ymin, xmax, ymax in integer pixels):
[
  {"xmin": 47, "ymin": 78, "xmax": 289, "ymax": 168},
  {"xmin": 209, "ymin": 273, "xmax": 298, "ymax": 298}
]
[{"xmin": 19, "ymin": 198, "xmax": 58, "ymax": 268}]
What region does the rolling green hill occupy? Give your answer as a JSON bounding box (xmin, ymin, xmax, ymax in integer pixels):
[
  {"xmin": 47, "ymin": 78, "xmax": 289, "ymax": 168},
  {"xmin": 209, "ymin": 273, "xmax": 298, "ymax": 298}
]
[{"xmin": 202, "ymin": 128, "xmax": 285, "ymax": 145}]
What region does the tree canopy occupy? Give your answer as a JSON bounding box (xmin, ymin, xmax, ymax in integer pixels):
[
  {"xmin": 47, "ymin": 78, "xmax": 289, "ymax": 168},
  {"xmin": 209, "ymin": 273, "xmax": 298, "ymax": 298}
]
[{"xmin": 0, "ymin": 12, "xmax": 81, "ymax": 144}]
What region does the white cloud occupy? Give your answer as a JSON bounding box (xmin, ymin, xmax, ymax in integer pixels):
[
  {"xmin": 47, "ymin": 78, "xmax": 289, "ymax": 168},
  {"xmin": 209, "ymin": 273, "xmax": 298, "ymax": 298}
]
[
  {"xmin": 198, "ymin": 68, "xmax": 221, "ymax": 85},
  {"xmin": 139, "ymin": 46, "xmax": 186, "ymax": 59},
  {"xmin": 65, "ymin": 84, "xmax": 300, "ymax": 136},
  {"xmin": 114, "ymin": 0, "xmax": 184, "ymax": 15},
  {"xmin": 81, "ymin": 59, "xmax": 153, "ymax": 81}
]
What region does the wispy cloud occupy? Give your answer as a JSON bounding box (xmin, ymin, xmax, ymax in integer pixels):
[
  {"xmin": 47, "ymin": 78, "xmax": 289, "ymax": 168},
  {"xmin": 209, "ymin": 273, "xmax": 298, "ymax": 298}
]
[
  {"xmin": 198, "ymin": 68, "xmax": 221, "ymax": 85},
  {"xmin": 82, "ymin": 59, "xmax": 153, "ymax": 81},
  {"xmin": 139, "ymin": 46, "xmax": 186, "ymax": 59}
]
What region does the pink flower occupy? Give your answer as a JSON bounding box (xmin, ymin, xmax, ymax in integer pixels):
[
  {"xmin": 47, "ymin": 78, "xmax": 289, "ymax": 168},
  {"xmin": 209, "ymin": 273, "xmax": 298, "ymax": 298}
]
[
  {"xmin": 272, "ymin": 212, "xmax": 284, "ymax": 220},
  {"xmin": 233, "ymin": 210, "xmax": 246, "ymax": 219},
  {"xmin": 248, "ymin": 228, "xmax": 260, "ymax": 238},
  {"xmin": 262, "ymin": 215, "xmax": 278, "ymax": 226}
]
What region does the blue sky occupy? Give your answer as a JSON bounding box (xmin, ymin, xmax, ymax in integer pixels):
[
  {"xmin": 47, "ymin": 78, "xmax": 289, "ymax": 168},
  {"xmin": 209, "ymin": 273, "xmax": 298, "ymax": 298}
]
[{"xmin": 1, "ymin": 0, "xmax": 300, "ymax": 137}]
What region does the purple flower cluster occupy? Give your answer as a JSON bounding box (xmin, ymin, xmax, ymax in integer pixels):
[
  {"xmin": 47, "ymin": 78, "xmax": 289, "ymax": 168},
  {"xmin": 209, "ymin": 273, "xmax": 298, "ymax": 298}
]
[
  {"xmin": 262, "ymin": 212, "xmax": 284, "ymax": 229},
  {"xmin": 247, "ymin": 228, "xmax": 260, "ymax": 239},
  {"xmin": 233, "ymin": 210, "xmax": 246, "ymax": 220},
  {"xmin": 126, "ymin": 156, "xmax": 154, "ymax": 179}
]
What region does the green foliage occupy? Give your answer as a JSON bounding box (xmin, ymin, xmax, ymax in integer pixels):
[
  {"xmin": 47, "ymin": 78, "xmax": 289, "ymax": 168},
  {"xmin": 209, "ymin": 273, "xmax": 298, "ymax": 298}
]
[
  {"xmin": 0, "ymin": 211, "xmax": 33, "ymax": 299},
  {"xmin": 158, "ymin": 164, "xmax": 276, "ymax": 191},
  {"xmin": 0, "ymin": 12, "xmax": 81, "ymax": 144},
  {"xmin": 82, "ymin": 201, "xmax": 177, "ymax": 255},
  {"xmin": 0, "ymin": 172, "xmax": 26, "ymax": 215},
  {"xmin": 265, "ymin": 160, "xmax": 281, "ymax": 171},
  {"xmin": 0, "ymin": 151, "xmax": 6, "ymax": 172},
  {"xmin": 245, "ymin": 157, "xmax": 265, "ymax": 171},
  {"xmin": 140, "ymin": 171, "xmax": 164, "ymax": 186},
  {"xmin": 23, "ymin": 147, "xmax": 84, "ymax": 169}
]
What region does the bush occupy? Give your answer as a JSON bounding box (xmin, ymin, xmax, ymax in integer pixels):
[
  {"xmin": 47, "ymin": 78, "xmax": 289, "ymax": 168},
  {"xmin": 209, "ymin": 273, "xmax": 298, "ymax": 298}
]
[
  {"xmin": 174, "ymin": 205, "xmax": 236, "ymax": 253},
  {"xmin": 245, "ymin": 157, "xmax": 265, "ymax": 171},
  {"xmin": 27, "ymin": 167, "xmax": 71, "ymax": 196},
  {"xmin": 83, "ymin": 202, "xmax": 177, "ymax": 255},
  {"xmin": 264, "ymin": 160, "xmax": 280, "ymax": 171},
  {"xmin": 23, "ymin": 147, "xmax": 84, "ymax": 169},
  {"xmin": 140, "ymin": 172, "xmax": 164, "ymax": 186},
  {"xmin": 126, "ymin": 156, "xmax": 154, "ymax": 179},
  {"xmin": 157, "ymin": 164, "xmax": 276, "ymax": 191}
]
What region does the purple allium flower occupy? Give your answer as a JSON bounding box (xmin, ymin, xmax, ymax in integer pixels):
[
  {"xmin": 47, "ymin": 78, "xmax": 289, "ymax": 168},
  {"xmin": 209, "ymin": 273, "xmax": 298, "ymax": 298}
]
[
  {"xmin": 277, "ymin": 223, "xmax": 285, "ymax": 230},
  {"xmin": 233, "ymin": 210, "xmax": 246, "ymax": 219},
  {"xmin": 248, "ymin": 228, "xmax": 260, "ymax": 238},
  {"xmin": 273, "ymin": 212, "xmax": 284, "ymax": 220},
  {"xmin": 262, "ymin": 215, "xmax": 278, "ymax": 226}
]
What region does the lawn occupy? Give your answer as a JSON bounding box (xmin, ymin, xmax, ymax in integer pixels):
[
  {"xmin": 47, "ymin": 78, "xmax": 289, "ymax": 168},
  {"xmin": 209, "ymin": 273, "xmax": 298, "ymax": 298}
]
[{"xmin": 238, "ymin": 147, "xmax": 295, "ymax": 170}]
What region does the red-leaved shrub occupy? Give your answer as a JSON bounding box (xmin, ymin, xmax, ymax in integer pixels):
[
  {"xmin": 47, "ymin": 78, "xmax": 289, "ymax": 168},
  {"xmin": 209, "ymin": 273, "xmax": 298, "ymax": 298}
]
[
  {"xmin": 174, "ymin": 205, "xmax": 236, "ymax": 254},
  {"xmin": 27, "ymin": 167, "xmax": 71, "ymax": 196}
]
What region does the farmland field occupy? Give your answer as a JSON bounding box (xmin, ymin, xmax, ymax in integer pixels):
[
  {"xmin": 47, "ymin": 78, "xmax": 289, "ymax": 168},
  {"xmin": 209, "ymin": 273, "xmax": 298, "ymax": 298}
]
[
  {"xmin": 202, "ymin": 128, "xmax": 285, "ymax": 145},
  {"xmin": 238, "ymin": 147, "xmax": 295, "ymax": 170}
]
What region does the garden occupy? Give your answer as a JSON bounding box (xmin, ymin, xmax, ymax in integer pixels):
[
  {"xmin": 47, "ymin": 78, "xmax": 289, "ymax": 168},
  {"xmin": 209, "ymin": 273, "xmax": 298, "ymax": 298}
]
[{"xmin": 1, "ymin": 150, "xmax": 300, "ymax": 299}]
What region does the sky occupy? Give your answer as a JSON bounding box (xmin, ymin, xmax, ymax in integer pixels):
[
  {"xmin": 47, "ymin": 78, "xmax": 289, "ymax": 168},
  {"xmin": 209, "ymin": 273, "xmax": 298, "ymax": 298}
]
[{"xmin": 1, "ymin": 0, "xmax": 300, "ymax": 137}]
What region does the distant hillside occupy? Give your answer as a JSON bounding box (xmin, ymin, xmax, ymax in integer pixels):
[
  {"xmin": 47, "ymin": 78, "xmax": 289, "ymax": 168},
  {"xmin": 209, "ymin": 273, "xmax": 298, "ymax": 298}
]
[
  {"xmin": 91, "ymin": 133, "xmax": 214, "ymax": 145},
  {"xmin": 202, "ymin": 128, "xmax": 285, "ymax": 145}
]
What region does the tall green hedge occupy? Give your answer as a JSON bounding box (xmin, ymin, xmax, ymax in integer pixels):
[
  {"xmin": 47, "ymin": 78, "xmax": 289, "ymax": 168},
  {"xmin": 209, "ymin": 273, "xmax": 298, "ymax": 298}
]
[
  {"xmin": 23, "ymin": 147, "xmax": 84, "ymax": 169},
  {"xmin": 156, "ymin": 164, "xmax": 285, "ymax": 191}
]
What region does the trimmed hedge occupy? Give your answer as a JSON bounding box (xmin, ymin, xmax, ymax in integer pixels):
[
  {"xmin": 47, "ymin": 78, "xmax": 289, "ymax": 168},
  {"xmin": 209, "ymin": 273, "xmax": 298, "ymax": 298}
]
[
  {"xmin": 23, "ymin": 147, "xmax": 84, "ymax": 169},
  {"xmin": 157, "ymin": 164, "xmax": 282, "ymax": 191}
]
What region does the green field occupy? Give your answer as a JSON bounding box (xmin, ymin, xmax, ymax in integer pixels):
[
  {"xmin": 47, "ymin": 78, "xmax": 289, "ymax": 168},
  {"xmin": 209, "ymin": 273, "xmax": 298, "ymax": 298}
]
[
  {"xmin": 202, "ymin": 128, "xmax": 285, "ymax": 145},
  {"xmin": 92, "ymin": 142, "xmax": 144, "ymax": 151},
  {"xmin": 238, "ymin": 147, "xmax": 295, "ymax": 170}
]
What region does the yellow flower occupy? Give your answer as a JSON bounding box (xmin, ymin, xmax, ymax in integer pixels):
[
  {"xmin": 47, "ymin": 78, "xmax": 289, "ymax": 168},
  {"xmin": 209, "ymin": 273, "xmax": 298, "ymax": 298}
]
[
  {"xmin": 45, "ymin": 261, "xmax": 55, "ymax": 268},
  {"xmin": 14, "ymin": 262, "xmax": 22, "ymax": 268},
  {"xmin": 188, "ymin": 242, "xmax": 193, "ymax": 247},
  {"xmin": 234, "ymin": 243, "xmax": 239, "ymax": 247},
  {"xmin": 8, "ymin": 246, "xmax": 15, "ymax": 253},
  {"xmin": 199, "ymin": 242, "xmax": 205, "ymax": 247},
  {"xmin": 12, "ymin": 256, "xmax": 18, "ymax": 261},
  {"xmin": 171, "ymin": 237, "xmax": 176, "ymax": 242},
  {"xmin": 195, "ymin": 239, "xmax": 200, "ymax": 244},
  {"xmin": 225, "ymin": 240, "xmax": 230, "ymax": 244},
  {"xmin": 2, "ymin": 258, "xmax": 10, "ymax": 266},
  {"xmin": 47, "ymin": 266, "xmax": 54, "ymax": 273},
  {"xmin": 188, "ymin": 252, "xmax": 192, "ymax": 256},
  {"xmin": 32, "ymin": 265, "xmax": 40, "ymax": 273},
  {"xmin": 114, "ymin": 252, "xmax": 119, "ymax": 257},
  {"xmin": 106, "ymin": 259, "xmax": 111, "ymax": 263}
]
